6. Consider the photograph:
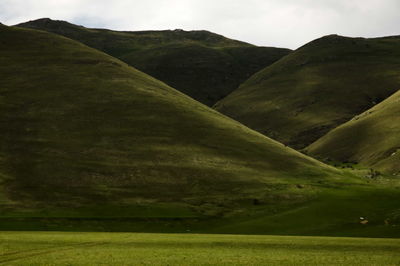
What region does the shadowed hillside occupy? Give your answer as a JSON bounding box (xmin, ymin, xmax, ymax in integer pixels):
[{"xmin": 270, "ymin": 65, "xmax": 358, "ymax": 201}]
[
  {"xmin": 307, "ymin": 89, "xmax": 400, "ymax": 175},
  {"xmin": 0, "ymin": 24, "xmax": 336, "ymax": 214},
  {"xmin": 1, "ymin": 25, "xmax": 400, "ymax": 237},
  {"xmin": 16, "ymin": 18, "xmax": 291, "ymax": 106},
  {"xmin": 215, "ymin": 34, "xmax": 400, "ymax": 148}
]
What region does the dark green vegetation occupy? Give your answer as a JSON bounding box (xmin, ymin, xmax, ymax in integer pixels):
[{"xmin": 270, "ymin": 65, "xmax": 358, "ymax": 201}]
[
  {"xmin": 17, "ymin": 18, "xmax": 291, "ymax": 106},
  {"xmin": 2, "ymin": 232, "xmax": 400, "ymax": 265},
  {"xmin": 1, "ymin": 24, "xmax": 400, "ymax": 238},
  {"xmin": 307, "ymin": 89, "xmax": 400, "ymax": 175},
  {"xmin": 215, "ymin": 34, "xmax": 400, "ymax": 149},
  {"xmin": 0, "ymin": 24, "xmax": 340, "ymax": 227}
]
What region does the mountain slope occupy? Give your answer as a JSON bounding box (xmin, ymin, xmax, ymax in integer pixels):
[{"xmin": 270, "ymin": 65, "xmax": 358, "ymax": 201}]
[
  {"xmin": 307, "ymin": 89, "xmax": 400, "ymax": 174},
  {"xmin": 0, "ymin": 24, "xmax": 337, "ymax": 212},
  {"xmin": 16, "ymin": 18, "xmax": 291, "ymax": 106},
  {"xmin": 2, "ymin": 25, "xmax": 400, "ymax": 238},
  {"xmin": 215, "ymin": 34, "xmax": 400, "ymax": 148}
]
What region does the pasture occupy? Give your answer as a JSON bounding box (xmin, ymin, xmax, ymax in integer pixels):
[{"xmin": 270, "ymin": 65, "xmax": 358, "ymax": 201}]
[{"xmin": 1, "ymin": 232, "xmax": 400, "ymax": 265}]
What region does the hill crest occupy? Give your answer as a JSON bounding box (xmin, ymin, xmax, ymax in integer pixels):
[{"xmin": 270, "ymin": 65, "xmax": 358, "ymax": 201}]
[
  {"xmin": 215, "ymin": 34, "xmax": 400, "ymax": 148},
  {"xmin": 15, "ymin": 18, "xmax": 291, "ymax": 106}
]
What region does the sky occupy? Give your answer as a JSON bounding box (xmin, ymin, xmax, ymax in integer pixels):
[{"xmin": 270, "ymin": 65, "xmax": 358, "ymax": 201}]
[{"xmin": 1, "ymin": 0, "xmax": 399, "ymax": 49}]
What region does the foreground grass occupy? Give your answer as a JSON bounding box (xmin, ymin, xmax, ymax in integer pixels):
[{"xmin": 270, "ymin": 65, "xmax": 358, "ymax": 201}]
[{"xmin": 1, "ymin": 232, "xmax": 400, "ymax": 265}]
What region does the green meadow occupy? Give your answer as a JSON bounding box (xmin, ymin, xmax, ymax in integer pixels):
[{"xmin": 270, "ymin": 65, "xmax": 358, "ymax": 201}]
[{"xmin": 1, "ymin": 232, "xmax": 400, "ymax": 265}]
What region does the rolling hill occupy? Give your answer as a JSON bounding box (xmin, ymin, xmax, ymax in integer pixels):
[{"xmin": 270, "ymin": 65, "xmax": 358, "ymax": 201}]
[
  {"xmin": 307, "ymin": 89, "xmax": 400, "ymax": 175},
  {"xmin": 215, "ymin": 34, "xmax": 400, "ymax": 149},
  {"xmin": 1, "ymin": 24, "xmax": 399, "ymax": 237},
  {"xmin": 0, "ymin": 24, "xmax": 338, "ymax": 214},
  {"xmin": 16, "ymin": 18, "xmax": 291, "ymax": 106}
]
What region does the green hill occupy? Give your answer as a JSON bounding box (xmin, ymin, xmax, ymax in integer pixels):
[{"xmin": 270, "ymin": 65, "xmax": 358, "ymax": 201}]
[
  {"xmin": 0, "ymin": 24, "xmax": 337, "ymax": 214},
  {"xmin": 16, "ymin": 18, "xmax": 291, "ymax": 106},
  {"xmin": 1, "ymin": 25, "xmax": 400, "ymax": 237},
  {"xmin": 307, "ymin": 89, "xmax": 400, "ymax": 175},
  {"xmin": 215, "ymin": 34, "xmax": 400, "ymax": 148}
]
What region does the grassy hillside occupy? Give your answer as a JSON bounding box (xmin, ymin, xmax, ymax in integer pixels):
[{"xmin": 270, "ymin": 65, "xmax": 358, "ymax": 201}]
[
  {"xmin": 1, "ymin": 25, "xmax": 399, "ymax": 237},
  {"xmin": 307, "ymin": 90, "xmax": 400, "ymax": 175},
  {"xmin": 215, "ymin": 34, "xmax": 400, "ymax": 148},
  {"xmin": 16, "ymin": 18, "xmax": 291, "ymax": 106},
  {"xmin": 0, "ymin": 24, "xmax": 339, "ymax": 216}
]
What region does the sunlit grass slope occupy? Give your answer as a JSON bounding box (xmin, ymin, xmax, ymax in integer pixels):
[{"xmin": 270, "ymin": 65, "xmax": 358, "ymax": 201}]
[
  {"xmin": 16, "ymin": 18, "xmax": 291, "ymax": 106},
  {"xmin": 307, "ymin": 90, "xmax": 400, "ymax": 175},
  {"xmin": 0, "ymin": 25, "xmax": 338, "ymax": 219},
  {"xmin": 1, "ymin": 232, "xmax": 400, "ymax": 265},
  {"xmin": 215, "ymin": 34, "xmax": 400, "ymax": 148}
]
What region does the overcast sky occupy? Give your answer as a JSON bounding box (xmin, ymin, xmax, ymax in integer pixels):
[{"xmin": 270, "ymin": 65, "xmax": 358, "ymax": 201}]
[{"xmin": 1, "ymin": 0, "xmax": 399, "ymax": 49}]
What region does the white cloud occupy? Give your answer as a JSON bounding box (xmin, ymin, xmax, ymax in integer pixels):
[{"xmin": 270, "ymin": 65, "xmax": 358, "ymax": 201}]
[{"xmin": 1, "ymin": 0, "xmax": 399, "ymax": 49}]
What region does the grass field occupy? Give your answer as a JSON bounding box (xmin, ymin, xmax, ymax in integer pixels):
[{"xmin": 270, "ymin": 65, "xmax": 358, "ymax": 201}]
[{"xmin": 1, "ymin": 232, "xmax": 400, "ymax": 265}]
